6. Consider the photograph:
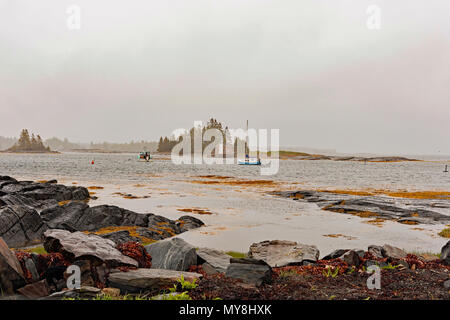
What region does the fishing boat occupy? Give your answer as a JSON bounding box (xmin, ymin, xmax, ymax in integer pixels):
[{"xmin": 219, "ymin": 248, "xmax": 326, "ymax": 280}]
[
  {"xmin": 238, "ymin": 120, "xmax": 261, "ymax": 166},
  {"xmin": 138, "ymin": 150, "xmax": 151, "ymax": 162}
]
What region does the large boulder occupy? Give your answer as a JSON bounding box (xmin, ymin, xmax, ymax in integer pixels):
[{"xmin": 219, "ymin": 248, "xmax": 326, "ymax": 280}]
[
  {"xmin": 0, "ymin": 237, "xmax": 26, "ymax": 295},
  {"xmin": 368, "ymin": 245, "xmax": 384, "ymax": 259},
  {"xmin": 0, "ymin": 205, "xmax": 47, "ymax": 247},
  {"xmin": 381, "ymin": 244, "xmax": 407, "ymax": 260},
  {"xmin": 196, "ymin": 248, "xmax": 231, "ymax": 273},
  {"xmin": 441, "ymin": 241, "xmax": 450, "ymax": 265},
  {"xmin": 43, "ymin": 229, "xmax": 138, "ymax": 267},
  {"xmin": 338, "ymin": 250, "xmax": 360, "ymax": 266},
  {"xmin": 145, "ymin": 238, "xmax": 197, "ymax": 271},
  {"xmin": 107, "ymin": 268, "xmax": 203, "ymax": 294},
  {"xmin": 249, "ymin": 240, "xmax": 319, "ymax": 267},
  {"xmin": 322, "ymin": 249, "xmax": 351, "ymax": 260},
  {"xmin": 225, "ymin": 258, "xmax": 272, "ymax": 286}
]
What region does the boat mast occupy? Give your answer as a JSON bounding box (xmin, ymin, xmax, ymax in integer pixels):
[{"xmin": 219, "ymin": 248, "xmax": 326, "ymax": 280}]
[{"xmin": 246, "ymin": 120, "xmax": 249, "ymax": 160}]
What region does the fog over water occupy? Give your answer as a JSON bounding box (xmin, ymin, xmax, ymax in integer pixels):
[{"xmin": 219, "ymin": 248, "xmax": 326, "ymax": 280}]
[{"xmin": 1, "ymin": 1, "xmax": 449, "ymax": 155}]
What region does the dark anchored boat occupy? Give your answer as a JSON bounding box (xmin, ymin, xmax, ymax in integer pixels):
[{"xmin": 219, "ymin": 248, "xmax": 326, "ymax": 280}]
[{"xmin": 138, "ymin": 150, "xmax": 152, "ymax": 162}]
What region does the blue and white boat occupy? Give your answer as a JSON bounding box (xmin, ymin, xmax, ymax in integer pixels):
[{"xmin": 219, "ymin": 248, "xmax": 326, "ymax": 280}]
[{"xmin": 238, "ymin": 157, "xmax": 261, "ymax": 165}]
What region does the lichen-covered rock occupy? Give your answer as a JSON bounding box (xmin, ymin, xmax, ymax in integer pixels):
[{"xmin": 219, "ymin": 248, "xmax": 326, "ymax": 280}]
[
  {"xmin": 249, "ymin": 240, "xmax": 319, "ymax": 267},
  {"xmin": 176, "ymin": 216, "xmax": 205, "ymax": 232},
  {"xmin": 40, "ymin": 202, "xmax": 204, "ymax": 243},
  {"xmin": 97, "ymin": 228, "xmax": 168, "ymax": 244},
  {"xmin": 99, "ymin": 230, "xmax": 141, "ymax": 244},
  {"xmin": 43, "ymin": 229, "xmax": 138, "ymax": 267}
]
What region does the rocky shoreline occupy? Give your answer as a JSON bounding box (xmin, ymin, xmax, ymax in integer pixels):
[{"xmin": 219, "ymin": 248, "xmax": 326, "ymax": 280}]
[
  {"xmin": 274, "ymin": 151, "xmax": 419, "ymax": 162},
  {"xmin": 0, "ymin": 235, "xmax": 449, "ymax": 300},
  {"xmin": 0, "ymin": 176, "xmax": 449, "ymax": 300},
  {"xmin": 273, "ymin": 190, "xmax": 450, "ymax": 225},
  {"xmin": 291, "ymin": 155, "xmax": 419, "ymax": 162},
  {"xmin": 0, "ymin": 176, "xmax": 204, "ymax": 247}
]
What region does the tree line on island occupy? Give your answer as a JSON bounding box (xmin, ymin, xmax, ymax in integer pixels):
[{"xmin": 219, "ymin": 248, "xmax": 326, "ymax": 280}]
[
  {"xmin": 7, "ymin": 129, "xmax": 52, "ymax": 153},
  {"xmin": 1, "ymin": 119, "xmax": 244, "ymax": 154},
  {"xmin": 157, "ymin": 118, "xmax": 248, "ymax": 156},
  {"xmin": 1, "ymin": 130, "xmax": 157, "ymax": 153}
]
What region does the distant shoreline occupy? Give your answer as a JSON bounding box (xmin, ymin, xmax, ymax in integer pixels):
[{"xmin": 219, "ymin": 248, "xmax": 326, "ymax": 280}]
[
  {"xmin": 0, "ymin": 150, "xmax": 60, "ymax": 154},
  {"xmin": 0, "ymin": 149, "xmax": 423, "ymax": 162},
  {"xmin": 69, "ymin": 148, "xmax": 130, "ymax": 154}
]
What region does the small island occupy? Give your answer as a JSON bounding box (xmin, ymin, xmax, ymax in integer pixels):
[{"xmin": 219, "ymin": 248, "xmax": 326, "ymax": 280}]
[{"xmin": 4, "ymin": 129, "xmax": 56, "ymax": 153}]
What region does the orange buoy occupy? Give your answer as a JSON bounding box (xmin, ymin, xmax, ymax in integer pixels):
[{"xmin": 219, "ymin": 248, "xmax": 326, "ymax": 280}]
[{"xmin": 91, "ymin": 160, "xmax": 94, "ymax": 165}]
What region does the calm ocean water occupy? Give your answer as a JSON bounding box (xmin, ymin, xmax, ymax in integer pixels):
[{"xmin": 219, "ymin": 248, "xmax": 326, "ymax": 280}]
[{"xmin": 0, "ymin": 152, "xmax": 449, "ymax": 191}]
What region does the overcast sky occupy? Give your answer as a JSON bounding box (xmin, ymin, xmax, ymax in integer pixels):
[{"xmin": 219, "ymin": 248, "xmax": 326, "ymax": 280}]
[{"xmin": 0, "ymin": 0, "xmax": 449, "ymax": 155}]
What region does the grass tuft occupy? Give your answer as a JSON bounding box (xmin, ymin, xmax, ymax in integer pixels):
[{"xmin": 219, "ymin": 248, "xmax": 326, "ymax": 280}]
[
  {"xmin": 438, "ymin": 228, "xmax": 450, "ymax": 238},
  {"xmin": 225, "ymin": 251, "xmax": 247, "ymax": 258}
]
